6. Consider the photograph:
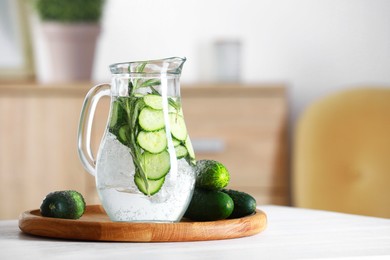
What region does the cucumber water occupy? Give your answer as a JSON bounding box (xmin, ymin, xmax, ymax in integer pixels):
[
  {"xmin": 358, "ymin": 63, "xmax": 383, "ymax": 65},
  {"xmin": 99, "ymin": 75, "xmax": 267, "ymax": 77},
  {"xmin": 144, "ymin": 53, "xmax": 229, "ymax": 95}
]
[
  {"xmin": 83, "ymin": 58, "xmax": 196, "ymax": 222},
  {"xmin": 106, "ymin": 93, "xmax": 195, "ymax": 197},
  {"xmin": 94, "ymin": 65, "xmax": 196, "ymax": 221}
]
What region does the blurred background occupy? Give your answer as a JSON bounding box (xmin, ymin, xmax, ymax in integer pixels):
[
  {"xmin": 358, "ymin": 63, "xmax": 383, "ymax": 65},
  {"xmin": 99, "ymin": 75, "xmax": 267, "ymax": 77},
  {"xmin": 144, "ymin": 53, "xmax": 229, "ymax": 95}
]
[
  {"xmin": 1, "ymin": 0, "xmax": 390, "ymax": 219},
  {"xmin": 32, "ymin": 0, "xmax": 390, "ymax": 120}
]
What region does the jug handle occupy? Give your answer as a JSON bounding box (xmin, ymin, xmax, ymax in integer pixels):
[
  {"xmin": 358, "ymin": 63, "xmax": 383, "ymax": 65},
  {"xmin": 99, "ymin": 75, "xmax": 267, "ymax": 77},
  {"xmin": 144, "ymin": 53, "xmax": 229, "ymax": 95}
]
[{"xmin": 77, "ymin": 83, "xmax": 111, "ymax": 176}]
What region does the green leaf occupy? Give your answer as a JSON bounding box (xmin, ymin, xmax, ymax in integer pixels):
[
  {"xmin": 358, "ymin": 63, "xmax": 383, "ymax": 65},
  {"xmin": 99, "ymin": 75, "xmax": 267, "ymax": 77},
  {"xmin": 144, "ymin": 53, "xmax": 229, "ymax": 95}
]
[
  {"xmin": 35, "ymin": 0, "xmax": 105, "ymax": 22},
  {"xmin": 140, "ymin": 79, "xmax": 161, "ymax": 88},
  {"xmin": 136, "ymin": 62, "xmax": 147, "ymax": 73}
]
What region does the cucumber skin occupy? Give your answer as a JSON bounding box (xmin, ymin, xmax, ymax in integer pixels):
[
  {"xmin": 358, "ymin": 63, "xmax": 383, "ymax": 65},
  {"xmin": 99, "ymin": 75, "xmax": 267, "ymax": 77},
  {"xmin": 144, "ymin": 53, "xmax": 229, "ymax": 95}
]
[
  {"xmin": 195, "ymin": 160, "xmax": 230, "ymax": 190},
  {"xmin": 184, "ymin": 188, "xmax": 234, "ymax": 221},
  {"xmin": 40, "ymin": 190, "xmax": 86, "ymax": 219},
  {"xmin": 222, "ymin": 189, "xmax": 257, "ymax": 218}
]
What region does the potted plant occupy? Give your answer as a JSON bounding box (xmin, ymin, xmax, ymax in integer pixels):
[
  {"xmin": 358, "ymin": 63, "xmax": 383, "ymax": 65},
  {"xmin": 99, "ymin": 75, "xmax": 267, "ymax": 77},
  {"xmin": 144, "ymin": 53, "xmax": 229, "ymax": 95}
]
[{"xmin": 34, "ymin": 0, "xmax": 105, "ymax": 82}]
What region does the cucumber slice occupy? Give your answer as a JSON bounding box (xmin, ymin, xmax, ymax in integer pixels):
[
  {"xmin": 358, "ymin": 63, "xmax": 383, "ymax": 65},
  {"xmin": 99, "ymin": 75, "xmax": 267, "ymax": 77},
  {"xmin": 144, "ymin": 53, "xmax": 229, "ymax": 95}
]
[
  {"xmin": 175, "ymin": 145, "xmax": 188, "ymax": 159},
  {"xmin": 169, "ymin": 113, "xmax": 187, "ymax": 141},
  {"xmin": 141, "ymin": 151, "xmax": 171, "ymax": 180},
  {"xmin": 133, "ymin": 93, "xmax": 144, "ymax": 98},
  {"xmin": 138, "ymin": 107, "xmax": 165, "ymax": 131},
  {"xmin": 117, "ymin": 125, "xmax": 130, "ymax": 145},
  {"xmin": 137, "ymin": 129, "xmax": 167, "ymax": 154},
  {"xmin": 109, "ymin": 99, "xmax": 128, "ymax": 134},
  {"xmin": 144, "ymin": 94, "xmax": 180, "ymax": 113},
  {"xmin": 172, "ymin": 138, "xmax": 181, "ymax": 147},
  {"xmin": 134, "ymin": 174, "xmax": 165, "ymax": 196},
  {"xmin": 185, "ymin": 136, "xmax": 195, "ymax": 160},
  {"xmin": 143, "ymin": 94, "xmax": 163, "ymax": 110},
  {"xmin": 109, "ymin": 100, "xmax": 122, "ymax": 129}
]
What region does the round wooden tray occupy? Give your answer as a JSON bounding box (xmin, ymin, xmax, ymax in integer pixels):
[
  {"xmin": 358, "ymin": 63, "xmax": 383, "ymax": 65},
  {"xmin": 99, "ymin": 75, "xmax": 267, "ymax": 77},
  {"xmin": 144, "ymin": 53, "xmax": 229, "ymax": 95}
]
[{"xmin": 19, "ymin": 205, "xmax": 267, "ymax": 242}]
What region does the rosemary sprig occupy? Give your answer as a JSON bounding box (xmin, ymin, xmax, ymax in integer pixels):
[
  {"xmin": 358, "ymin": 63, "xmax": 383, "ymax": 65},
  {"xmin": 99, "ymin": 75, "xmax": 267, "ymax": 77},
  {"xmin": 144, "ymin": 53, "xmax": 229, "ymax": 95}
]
[{"xmin": 140, "ymin": 79, "xmax": 161, "ymax": 89}]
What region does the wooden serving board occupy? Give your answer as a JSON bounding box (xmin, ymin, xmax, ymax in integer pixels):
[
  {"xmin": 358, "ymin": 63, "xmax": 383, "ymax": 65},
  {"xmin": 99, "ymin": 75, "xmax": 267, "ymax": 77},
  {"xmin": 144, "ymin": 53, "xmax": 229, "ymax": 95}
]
[{"xmin": 19, "ymin": 205, "xmax": 267, "ymax": 242}]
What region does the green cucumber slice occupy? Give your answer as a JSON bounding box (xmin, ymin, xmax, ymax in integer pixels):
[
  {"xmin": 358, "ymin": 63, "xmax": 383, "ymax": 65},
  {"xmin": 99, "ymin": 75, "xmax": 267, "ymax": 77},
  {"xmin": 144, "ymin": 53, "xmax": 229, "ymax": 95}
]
[
  {"xmin": 175, "ymin": 145, "xmax": 188, "ymax": 159},
  {"xmin": 169, "ymin": 113, "xmax": 187, "ymax": 141},
  {"xmin": 143, "ymin": 94, "xmax": 163, "ymax": 110},
  {"xmin": 133, "ymin": 93, "xmax": 144, "ymax": 98},
  {"xmin": 134, "ymin": 174, "xmax": 165, "ymax": 196},
  {"xmin": 185, "ymin": 136, "xmax": 196, "ymax": 164},
  {"xmin": 144, "ymin": 94, "xmax": 180, "ymax": 112},
  {"xmin": 141, "ymin": 151, "xmax": 171, "ymax": 180},
  {"xmin": 109, "ymin": 99, "xmax": 128, "ymax": 135},
  {"xmin": 138, "ymin": 107, "xmax": 165, "ymax": 131},
  {"xmin": 109, "ymin": 100, "xmax": 123, "ymax": 130},
  {"xmin": 137, "ymin": 129, "xmax": 167, "ymax": 154},
  {"xmin": 172, "ymin": 138, "xmax": 181, "ymax": 147},
  {"xmin": 117, "ymin": 125, "xmax": 130, "ymax": 145}
]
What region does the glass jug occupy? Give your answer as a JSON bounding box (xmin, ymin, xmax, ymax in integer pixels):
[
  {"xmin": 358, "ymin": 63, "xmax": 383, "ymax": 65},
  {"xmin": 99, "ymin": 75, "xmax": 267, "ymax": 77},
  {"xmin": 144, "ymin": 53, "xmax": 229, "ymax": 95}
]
[{"xmin": 78, "ymin": 57, "xmax": 196, "ymax": 222}]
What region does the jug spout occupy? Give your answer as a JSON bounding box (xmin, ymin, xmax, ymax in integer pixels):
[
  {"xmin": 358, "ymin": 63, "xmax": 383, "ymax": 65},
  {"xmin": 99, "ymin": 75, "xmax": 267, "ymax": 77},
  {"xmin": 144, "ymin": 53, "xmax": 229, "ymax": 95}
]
[{"xmin": 110, "ymin": 57, "xmax": 186, "ymax": 75}]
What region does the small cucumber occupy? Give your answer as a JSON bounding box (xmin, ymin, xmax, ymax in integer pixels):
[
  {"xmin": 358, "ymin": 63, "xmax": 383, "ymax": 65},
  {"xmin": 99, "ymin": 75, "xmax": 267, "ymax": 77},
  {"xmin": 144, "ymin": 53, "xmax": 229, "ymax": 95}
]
[
  {"xmin": 137, "ymin": 129, "xmax": 167, "ymax": 154},
  {"xmin": 195, "ymin": 160, "xmax": 230, "ymax": 190},
  {"xmin": 184, "ymin": 188, "xmax": 234, "ymax": 221},
  {"xmin": 134, "ymin": 174, "xmax": 165, "ymax": 196},
  {"xmin": 138, "ymin": 107, "xmax": 165, "ymax": 131},
  {"xmin": 222, "ymin": 189, "xmax": 257, "ymax": 218},
  {"xmin": 141, "ymin": 151, "xmax": 170, "ymax": 180},
  {"xmin": 169, "ymin": 113, "xmax": 187, "ymax": 141},
  {"xmin": 40, "ymin": 190, "xmax": 86, "ymax": 219}
]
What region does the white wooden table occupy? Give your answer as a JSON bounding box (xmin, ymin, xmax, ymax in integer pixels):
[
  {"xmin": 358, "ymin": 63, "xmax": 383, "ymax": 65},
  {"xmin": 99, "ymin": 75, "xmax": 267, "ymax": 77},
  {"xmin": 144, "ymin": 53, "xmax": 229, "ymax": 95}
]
[{"xmin": 1, "ymin": 205, "xmax": 390, "ymax": 259}]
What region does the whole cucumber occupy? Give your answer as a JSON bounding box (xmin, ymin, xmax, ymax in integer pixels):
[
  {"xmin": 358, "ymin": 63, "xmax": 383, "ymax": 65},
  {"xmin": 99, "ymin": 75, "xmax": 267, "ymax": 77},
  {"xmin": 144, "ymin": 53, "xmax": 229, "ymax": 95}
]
[
  {"xmin": 222, "ymin": 189, "xmax": 257, "ymax": 218},
  {"xmin": 195, "ymin": 160, "xmax": 230, "ymax": 190},
  {"xmin": 184, "ymin": 188, "xmax": 234, "ymax": 221},
  {"xmin": 40, "ymin": 190, "xmax": 86, "ymax": 219}
]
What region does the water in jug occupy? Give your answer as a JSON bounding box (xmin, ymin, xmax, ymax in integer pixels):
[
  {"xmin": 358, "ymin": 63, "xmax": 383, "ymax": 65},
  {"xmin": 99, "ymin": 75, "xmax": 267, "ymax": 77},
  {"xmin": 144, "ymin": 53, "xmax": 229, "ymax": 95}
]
[{"xmin": 77, "ymin": 57, "xmax": 196, "ymax": 222}]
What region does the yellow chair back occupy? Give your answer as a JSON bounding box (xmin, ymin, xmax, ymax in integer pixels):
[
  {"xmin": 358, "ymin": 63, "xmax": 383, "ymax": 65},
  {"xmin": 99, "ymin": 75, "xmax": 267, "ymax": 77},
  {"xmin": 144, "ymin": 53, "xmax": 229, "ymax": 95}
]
[{"xmin": 293, "ymin": 87, "xmax": 390, "ymax": 218}]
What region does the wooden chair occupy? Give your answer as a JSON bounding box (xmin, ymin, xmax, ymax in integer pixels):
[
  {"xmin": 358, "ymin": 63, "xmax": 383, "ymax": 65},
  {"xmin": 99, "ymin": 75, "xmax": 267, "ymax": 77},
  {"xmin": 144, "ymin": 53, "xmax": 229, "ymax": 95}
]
[{"xmin": 292, "ymin": 87, "xmax": 390, "ymax": 218}]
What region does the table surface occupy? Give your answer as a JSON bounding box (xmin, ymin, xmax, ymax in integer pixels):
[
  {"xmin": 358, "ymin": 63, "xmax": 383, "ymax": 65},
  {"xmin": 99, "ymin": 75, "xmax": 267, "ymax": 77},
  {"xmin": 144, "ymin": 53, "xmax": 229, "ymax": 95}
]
[{"xmin": 1, "ymin": 205, "xmax": 390, "ymax": 260}]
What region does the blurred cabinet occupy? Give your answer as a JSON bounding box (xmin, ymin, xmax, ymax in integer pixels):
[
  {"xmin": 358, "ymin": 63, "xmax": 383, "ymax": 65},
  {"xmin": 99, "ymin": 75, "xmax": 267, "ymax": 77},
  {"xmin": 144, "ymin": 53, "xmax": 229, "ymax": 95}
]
[
  {"xmin": 0, "ymin": 84, "xmax": 104, "ymax": 219},
  {"xmin": 182, "ymin": 85, "xmax": 289, "ymax": 205},
  {"xmin": 0, "ymin": 83, "xmax": 288, "ymax": 219}
]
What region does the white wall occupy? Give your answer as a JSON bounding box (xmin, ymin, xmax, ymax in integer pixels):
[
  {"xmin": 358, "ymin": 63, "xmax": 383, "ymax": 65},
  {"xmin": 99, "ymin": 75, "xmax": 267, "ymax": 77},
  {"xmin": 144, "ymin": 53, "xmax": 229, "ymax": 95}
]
[
  {"xmin": 93, "ymin": 0, "xmax": 390, "ymax": 123},
  {"xmin": 0, "ymin": 0, "xmax": 23, "ymax": 68}
]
